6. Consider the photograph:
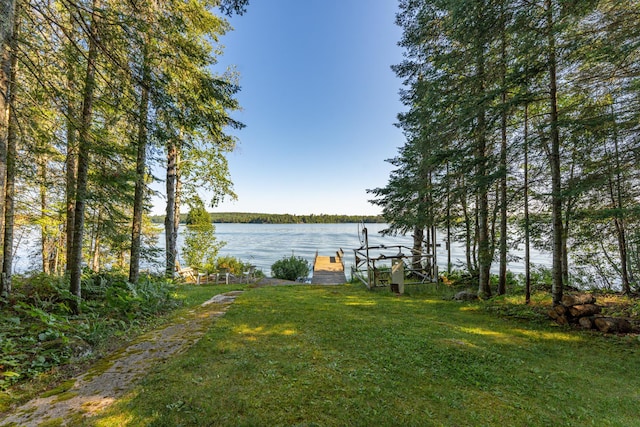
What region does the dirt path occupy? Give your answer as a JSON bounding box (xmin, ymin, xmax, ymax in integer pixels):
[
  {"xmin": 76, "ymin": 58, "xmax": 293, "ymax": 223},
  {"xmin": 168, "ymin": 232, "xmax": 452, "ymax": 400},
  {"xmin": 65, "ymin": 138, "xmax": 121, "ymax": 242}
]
[{"xmin": 0, "ymin": 291, "xmax": 244, "ymax": 427}]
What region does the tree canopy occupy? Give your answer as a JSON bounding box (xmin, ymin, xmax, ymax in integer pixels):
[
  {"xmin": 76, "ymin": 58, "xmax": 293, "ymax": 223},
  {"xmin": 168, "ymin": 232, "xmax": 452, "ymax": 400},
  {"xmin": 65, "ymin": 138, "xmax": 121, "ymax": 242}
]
[
  {"xmin": 0, "ymin": 0, "xmax": 244, "ymax": 305},
  {"xmin": 372, "ymin": 0, "xmax": 640, "ymax": 297}
]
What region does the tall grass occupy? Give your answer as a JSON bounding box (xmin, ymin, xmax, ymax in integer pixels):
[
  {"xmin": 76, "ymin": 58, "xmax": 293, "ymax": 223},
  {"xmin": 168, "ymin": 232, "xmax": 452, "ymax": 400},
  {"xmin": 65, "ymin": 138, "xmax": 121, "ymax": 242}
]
[{"xmin": 89, "ymin": 284, "xmax": 640, "ymax": 426}]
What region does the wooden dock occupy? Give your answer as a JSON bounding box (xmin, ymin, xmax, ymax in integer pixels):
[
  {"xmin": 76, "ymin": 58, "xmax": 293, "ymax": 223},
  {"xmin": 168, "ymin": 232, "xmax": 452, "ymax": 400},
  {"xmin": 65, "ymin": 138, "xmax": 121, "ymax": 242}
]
[{"xmin": 311, "ymin": 249, "xmax": 346, "ymax": 284}]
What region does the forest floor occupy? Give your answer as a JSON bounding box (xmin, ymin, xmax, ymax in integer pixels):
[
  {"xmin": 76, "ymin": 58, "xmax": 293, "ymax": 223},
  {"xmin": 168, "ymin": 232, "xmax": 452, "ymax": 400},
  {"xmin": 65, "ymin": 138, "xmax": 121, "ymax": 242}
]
[{"xmin": 0, "ymin": 290, "xmax": 245, "ymax": 427}]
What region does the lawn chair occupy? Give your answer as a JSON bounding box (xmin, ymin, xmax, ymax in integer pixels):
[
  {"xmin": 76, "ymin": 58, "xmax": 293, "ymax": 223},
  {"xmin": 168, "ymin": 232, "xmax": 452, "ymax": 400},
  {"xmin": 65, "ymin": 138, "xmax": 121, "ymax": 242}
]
[
  {"xmin": 242, "ymin": 265, "xmax": 256, "ymax": 283},
  {"xmin": 175, "ymin": 261, "xmax": 208, "ymax": 284},
  {"xmin": 214, "ymin": 268, "xmax": 230, "ymax": 284},
  {"xmin": 175, "ymin": 261, "xmax": 197, "ymax": 283}
]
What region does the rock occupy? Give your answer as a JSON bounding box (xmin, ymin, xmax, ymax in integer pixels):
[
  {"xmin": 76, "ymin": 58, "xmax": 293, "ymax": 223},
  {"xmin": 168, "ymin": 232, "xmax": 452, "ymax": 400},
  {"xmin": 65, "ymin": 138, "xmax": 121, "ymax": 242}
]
[
  {"xmin": 549, "ymin": 304, "xmax": 571, "ymax": 323},
  {"xmin": 554, "ymin": 304, "xmax": 568, "ymax": 316},
  {"xmin": 561, "ymin": 293, "xmax": 596, "ymax": 307},
  {"xmin": 453, "ymin": 291, "xmax": 478, "ymax": 301},
  {"xmin": 594, "ymin": 317, "xmax": 632, "ymax": 333},
  {"xmin": 578, "ymin": 316, "xmax": 595, "ymax": 329},
  {"xmin": 568, "ymin": 304, "xmax": 601, "ymax": 318},
  {"xmin": 201, "ymin": 291, "xmax": 244, "ymax": 307}
]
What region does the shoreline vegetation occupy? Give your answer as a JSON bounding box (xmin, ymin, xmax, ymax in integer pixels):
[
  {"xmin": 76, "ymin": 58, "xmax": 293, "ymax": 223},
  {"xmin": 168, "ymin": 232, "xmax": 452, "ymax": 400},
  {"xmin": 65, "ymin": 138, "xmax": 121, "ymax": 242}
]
[{"xmin": 150, "ymin": 212, "xmax": 384, "ymax": 225}]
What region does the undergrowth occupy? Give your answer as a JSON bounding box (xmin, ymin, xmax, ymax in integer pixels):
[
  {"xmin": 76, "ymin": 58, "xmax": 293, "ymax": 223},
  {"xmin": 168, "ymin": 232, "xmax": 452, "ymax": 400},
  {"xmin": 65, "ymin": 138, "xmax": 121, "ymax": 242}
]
[{"xmin": 0, "ymin": 271, "xmax": 179, "ymax": 395}]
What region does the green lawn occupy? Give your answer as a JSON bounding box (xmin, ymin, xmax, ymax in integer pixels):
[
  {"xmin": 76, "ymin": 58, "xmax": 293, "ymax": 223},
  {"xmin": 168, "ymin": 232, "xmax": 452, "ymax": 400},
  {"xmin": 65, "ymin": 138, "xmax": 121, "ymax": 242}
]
[{"xmin": 88, "ymin": 284, "xmax": 640, "ymax": 426}]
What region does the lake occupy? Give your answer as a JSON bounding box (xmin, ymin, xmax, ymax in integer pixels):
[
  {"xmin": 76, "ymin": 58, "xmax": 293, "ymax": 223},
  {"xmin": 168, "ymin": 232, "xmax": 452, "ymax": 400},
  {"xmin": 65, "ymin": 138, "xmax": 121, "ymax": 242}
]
[
  {"xmin": 13, "ymin": 223, "xmax": 552, "ymax": 278},
  {"xmin": 175, "ymin": 223, "xmax": 551, "ymax": 278}
]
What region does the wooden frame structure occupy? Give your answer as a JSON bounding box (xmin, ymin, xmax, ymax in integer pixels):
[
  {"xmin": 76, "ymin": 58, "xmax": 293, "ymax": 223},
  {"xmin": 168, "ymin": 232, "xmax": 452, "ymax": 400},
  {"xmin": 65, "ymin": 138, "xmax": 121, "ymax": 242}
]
[{"xmin": 352, "ymin": 225, "xmax": 438, "ymax": 290}]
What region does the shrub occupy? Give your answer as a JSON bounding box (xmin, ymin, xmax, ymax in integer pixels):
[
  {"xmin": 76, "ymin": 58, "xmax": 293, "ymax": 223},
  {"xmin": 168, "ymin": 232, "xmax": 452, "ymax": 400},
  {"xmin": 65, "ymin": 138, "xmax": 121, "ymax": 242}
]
[
  {"xmin": 271, "ymin": 256, "xmax": 310, "ymax": 281},
  {"xmin": 529, "ymin": 265, "xmax": 553, "ymax": 291},
  {"xmin": 442, "ymin": 269, "xmax": 478, "ymax": 289},
  {"xmin": 215, "ymin": 256, "xmax": 247, "ymax": 275},
  {"xmin": 182, "ymin": 226, "xmax": 224, "ymax": 273}
]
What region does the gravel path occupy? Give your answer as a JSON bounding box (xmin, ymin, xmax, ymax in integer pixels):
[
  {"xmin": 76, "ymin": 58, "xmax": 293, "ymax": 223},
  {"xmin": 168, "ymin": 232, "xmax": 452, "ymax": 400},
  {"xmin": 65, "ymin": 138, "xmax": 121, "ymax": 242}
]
[{"xmin": 0, "ymin": 291, "xmax": 244, "ymax": 427}]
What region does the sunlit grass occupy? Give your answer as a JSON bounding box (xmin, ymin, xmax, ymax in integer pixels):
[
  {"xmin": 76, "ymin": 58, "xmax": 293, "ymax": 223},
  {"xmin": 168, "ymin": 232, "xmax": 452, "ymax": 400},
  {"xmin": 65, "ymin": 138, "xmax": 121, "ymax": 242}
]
[
  {"xmin": 458, "ymin": 326, "xmax": 511, "ymax": 339},
  {"xmin": 86, "ymin": 283, "xmax": 640, "ymax": 426},
  {"xmin": 233, "ymin": 324, "xmax": 299, "ymax": 338},
  {"xmin": 514, "ymin": 328, "xmax": 584, "ymax": 342}
]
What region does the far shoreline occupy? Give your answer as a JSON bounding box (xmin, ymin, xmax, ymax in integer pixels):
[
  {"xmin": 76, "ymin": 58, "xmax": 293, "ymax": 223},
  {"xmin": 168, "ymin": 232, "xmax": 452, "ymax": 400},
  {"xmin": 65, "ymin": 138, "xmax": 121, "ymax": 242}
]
[{"xmin": 150, "ymin": 212, "xmax": 385, "ymax": 225}]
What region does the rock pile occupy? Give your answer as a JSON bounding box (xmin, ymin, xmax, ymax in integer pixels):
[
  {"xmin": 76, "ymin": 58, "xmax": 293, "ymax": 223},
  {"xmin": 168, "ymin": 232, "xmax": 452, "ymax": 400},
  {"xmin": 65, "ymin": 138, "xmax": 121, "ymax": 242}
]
[{"xmin": 548, "ymin": 293, "xmax": 632, "ymax": 333}]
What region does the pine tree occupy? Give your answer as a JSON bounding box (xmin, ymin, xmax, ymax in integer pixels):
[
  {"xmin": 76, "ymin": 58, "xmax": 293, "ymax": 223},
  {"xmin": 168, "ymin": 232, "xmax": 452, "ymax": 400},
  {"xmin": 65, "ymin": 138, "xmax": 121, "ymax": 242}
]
[
  {"xmin": 0, "ymin": 0, "xmax": 18, "ymax": 292},
  {"xmin": 1, "ymin": 0, "xmax": 18, "ymax": 293},
  {"xmin": 69, "ymin": 0, "xmax": 101, "ymax": 313}
]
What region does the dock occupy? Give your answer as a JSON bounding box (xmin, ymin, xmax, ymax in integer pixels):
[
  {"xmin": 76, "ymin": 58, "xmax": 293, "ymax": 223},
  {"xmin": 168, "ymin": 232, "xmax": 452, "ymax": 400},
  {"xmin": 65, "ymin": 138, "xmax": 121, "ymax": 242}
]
[{"xmin": 311, "ymin": 249, "xmax": 347, "ymax": 284}]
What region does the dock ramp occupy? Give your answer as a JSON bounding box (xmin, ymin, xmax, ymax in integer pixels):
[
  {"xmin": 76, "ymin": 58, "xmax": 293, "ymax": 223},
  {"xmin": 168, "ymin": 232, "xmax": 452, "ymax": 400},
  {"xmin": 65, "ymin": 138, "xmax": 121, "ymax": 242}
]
[{"xmin": 311, "ymin": 249, "xmax": 346, "ymax": 284}]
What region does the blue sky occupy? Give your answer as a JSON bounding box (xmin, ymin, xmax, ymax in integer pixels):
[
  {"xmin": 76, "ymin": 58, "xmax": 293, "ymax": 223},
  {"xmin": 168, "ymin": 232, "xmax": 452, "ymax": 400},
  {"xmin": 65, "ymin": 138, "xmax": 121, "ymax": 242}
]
[{"xmin": 154, "ymin": 0, "xmax": 406, "ymax": 216}]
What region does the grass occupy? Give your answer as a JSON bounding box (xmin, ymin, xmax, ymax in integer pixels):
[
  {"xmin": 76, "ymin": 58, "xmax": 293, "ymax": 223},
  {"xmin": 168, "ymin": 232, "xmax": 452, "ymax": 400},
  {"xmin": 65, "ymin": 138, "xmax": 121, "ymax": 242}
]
[{"xmin": 84, "ymin": 283, "xmax": 640, "ymax": 427}]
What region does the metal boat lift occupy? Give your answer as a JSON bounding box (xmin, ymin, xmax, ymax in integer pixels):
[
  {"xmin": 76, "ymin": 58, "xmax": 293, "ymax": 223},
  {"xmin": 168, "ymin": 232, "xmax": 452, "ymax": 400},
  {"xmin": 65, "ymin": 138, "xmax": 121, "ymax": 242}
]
[{"xmin": 352, "ymin": 224, "xmax": 438, "ymax": 291}]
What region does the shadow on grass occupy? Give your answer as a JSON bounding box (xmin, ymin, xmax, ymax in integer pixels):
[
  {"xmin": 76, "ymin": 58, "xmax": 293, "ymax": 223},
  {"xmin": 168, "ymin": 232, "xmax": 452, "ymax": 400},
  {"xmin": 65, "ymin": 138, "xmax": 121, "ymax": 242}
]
[{"xmin": 85, "ymin": 283, "xmax": 640, "ymax": 427}]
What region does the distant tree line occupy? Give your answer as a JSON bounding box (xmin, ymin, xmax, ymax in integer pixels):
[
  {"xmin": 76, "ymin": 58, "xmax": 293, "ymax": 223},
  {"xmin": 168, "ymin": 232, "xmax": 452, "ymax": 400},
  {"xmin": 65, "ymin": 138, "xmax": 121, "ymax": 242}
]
[
  {"xmin": 151, "ymin": 212, "xmax": 384, "ymax": 224},
  {"xmin": 370, "ymin": 0, "xmax": 640, "ymax": 302}
]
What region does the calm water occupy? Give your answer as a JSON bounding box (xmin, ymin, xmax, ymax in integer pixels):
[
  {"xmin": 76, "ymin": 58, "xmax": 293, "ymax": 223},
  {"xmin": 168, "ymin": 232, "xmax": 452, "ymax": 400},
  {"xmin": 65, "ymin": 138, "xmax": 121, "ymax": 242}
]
[
  {"xmin": 177, "ymin": 223, "xmax": 551, "ymax": 278},
  {"xmin": 13, "ymin": 223, "xmax": 552, "ymax": 277}
]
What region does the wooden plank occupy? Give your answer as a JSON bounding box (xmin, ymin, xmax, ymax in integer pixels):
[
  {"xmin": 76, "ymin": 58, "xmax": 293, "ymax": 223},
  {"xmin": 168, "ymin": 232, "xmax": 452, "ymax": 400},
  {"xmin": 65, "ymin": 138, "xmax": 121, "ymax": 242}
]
[
  {"xmin": 314, "ymin": 256, "xmax": 344, "ymax": 272},
  {"xmin": 312, "ymin": 253, "xmax": 346, "ymax": 284}
]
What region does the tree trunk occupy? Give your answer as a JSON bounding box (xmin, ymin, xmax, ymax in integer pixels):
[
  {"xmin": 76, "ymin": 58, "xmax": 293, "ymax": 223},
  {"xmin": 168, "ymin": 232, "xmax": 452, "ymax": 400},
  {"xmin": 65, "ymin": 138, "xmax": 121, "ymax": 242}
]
[
  {"xmin": 546, "ymin": 0, "xmax": 563, "ymax": 305},
  {"xmin": 431, "ymin": 225, "xmax": 437, "ymax": 280},
  {"xmin": 2, "ymin": 100, "xmax": 14, "ymax": 288},
  {"xmin": 129, "ymin": 45, "xmax": 150, "ymax": 284},
  {"xmin": 475, "ymin": 2, "xmax": 491, "ymax": 298},
  {"xmin": 69, "ymin": 0, "xmax": 100, "ymax": 314},
  {"xmin": 165, "ymin": 141, "xmax": 178, "ymax": 277},
  {"xmin": 461, "ymin": 189, "xmax": 473, "ymax": 273},
  {"xmin": 1, "ymin": 10, "xmax": 17, "ymax": 294},
  {"xmin": 0, "ymin": 0, "xmax": 17, "ymax": 284},
  {"xmin": 53, "ymin": 233, "xmax": 63, "ymax": 275},
  {"xmin": 524, "ymin": 102, "xmax": 531, "ymax": 304},
  {"xmin": 561, "ymin": 207, "xmax": 570, "ymax": 289},
  {"xmin": 446, "ymin": 162, "xmax": 452, "ymax": 274},
  {"xmin": 498, "ymin": 7, "xmax": 508, "ymax": 296},
  {"xmin": 118, "ymin": 250, "xmax": 126, "ymax": 270},
  {"xmin": 610, "ymin": 118, "xmax": 630, "ymax": 293},
  {"xmin": 174, "ymin": 149, "xmax": 182, "ymax": 257},
  {"xmin": 473, "ymin": 193, "xmax": 479, "ymax": 271},
  {"xmin": 412, "ymin": 226, "xmax": 423, "ymax": 273},
  {"xmin": 40, "ymin": 159, "xmax": 51, "ymax": 274},
  {"xmin": 561, "ymin": 162, "xmax": 574, "ymax": 289},
  {"xmin": 65, "ymin": 21, "xmax": 78, "ymax": 275},
  {"xmin": 91, "ymin": 227, "xmax": 100, "ymax": 272},
  {"xmin": 66, "ymin": 146, "xmax": 77, "ymax": 274},
  {"xmin": 477, "ymin": 186, "xmax": 492, "ymax": 299}
]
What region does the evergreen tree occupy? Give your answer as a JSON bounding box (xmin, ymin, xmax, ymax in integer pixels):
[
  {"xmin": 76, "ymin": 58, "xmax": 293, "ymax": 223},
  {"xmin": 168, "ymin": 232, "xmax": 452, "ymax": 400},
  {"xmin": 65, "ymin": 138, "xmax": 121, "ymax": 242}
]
[
  {"xmin": 0, "ymin": 0, "xmax": 18, "ymax": 293},
  {"xmin": 0, "ymin": 0, "xmax": 246, "ymax": 306},
  {"xmin": 387, "ymin": 0, "xmax": 640, "ymax": 299},
  {"xmin": 182, "ymin": 196, "xmax": 224, "ymax": 273}
]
